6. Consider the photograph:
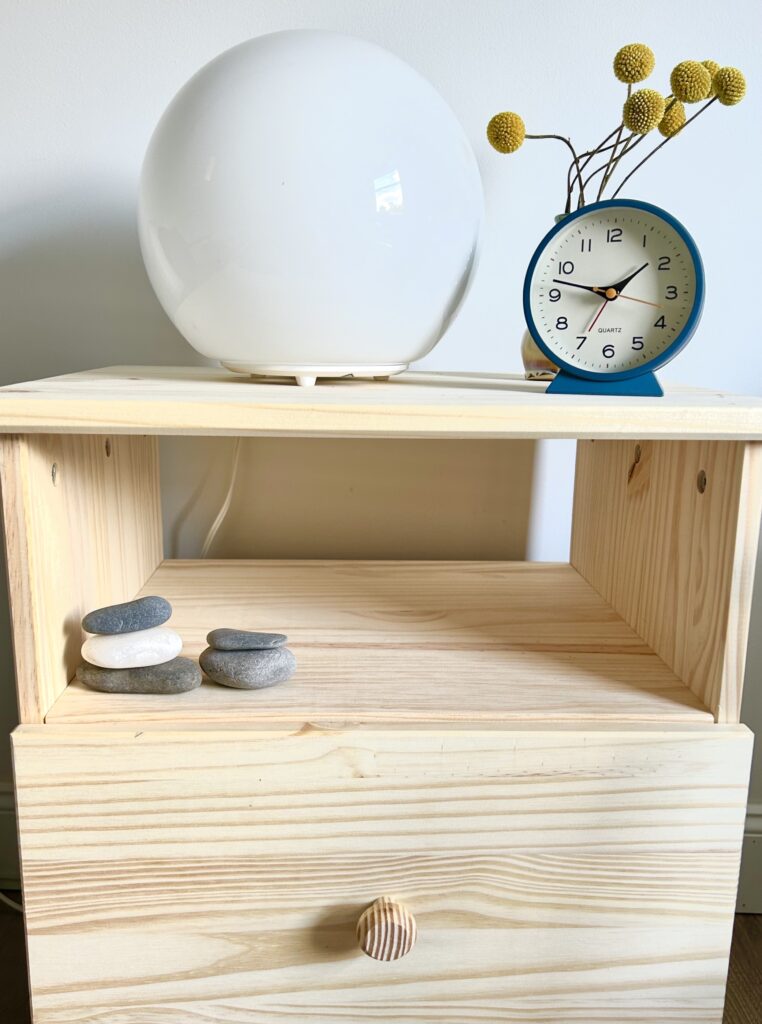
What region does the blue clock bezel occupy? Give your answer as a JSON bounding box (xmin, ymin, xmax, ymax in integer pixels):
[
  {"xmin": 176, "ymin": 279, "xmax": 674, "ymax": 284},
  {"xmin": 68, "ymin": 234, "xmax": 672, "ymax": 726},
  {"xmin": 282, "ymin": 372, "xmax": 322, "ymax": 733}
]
[{"xmin": 522, "ymin": 198, "xmax": 705, "ymax": 382}]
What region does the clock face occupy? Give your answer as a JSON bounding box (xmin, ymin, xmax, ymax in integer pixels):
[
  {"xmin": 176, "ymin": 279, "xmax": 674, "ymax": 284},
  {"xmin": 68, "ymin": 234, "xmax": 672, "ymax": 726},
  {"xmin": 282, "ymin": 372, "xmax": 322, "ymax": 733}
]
[{"xmin": 524, "ymin": 201, "xmax": 703, "ymax": 378}]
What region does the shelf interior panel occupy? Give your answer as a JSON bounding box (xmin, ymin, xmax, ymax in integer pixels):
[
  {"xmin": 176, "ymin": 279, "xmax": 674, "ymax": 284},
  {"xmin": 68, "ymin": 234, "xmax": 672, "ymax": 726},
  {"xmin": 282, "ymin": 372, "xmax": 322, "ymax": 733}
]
[{"xmin": 46, "ymin": 560, "xmax": 713, "ymax": 726}]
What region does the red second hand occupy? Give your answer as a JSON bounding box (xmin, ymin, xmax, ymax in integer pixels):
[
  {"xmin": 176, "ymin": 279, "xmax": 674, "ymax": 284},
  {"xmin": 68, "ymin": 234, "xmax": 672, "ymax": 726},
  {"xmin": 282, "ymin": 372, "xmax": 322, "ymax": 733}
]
[{"xmin": 587, "ymin": 298, "xmax": 608, "ymax": 333}]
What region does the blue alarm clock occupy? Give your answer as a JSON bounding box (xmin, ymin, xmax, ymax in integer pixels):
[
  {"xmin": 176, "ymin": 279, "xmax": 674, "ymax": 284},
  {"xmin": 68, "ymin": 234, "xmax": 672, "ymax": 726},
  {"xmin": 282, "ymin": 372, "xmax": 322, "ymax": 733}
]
[{"xmin": 522, "ymin": 199, "xmax": 705, "ymax": 396}]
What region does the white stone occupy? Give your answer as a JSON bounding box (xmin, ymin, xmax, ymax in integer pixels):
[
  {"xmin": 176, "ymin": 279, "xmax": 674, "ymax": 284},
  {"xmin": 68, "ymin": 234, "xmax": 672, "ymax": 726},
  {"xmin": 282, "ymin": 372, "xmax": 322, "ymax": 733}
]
[{"xmin": 81, "ymin": 626, "xmax": 183, "ymax": 669}]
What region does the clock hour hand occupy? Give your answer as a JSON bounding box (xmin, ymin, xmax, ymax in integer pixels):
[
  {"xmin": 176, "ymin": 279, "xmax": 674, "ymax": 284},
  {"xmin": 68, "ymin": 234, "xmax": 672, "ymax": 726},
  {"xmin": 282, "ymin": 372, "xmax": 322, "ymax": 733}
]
[
  {"xmin": 605, "ymin": 262, "xmax": 649, "ymax": 295},
  {"xmin": 551, "ymin": 278, "xmax": 601, "ymax": 295}
]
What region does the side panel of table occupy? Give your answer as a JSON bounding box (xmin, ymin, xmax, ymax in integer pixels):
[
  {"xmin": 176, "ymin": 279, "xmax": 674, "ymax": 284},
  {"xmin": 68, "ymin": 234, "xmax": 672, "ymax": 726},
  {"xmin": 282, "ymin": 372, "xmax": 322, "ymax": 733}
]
[
  {"xmin": 572, "ymin": 440, "xmax": 762, "ymax": 722},
  {"xmin": 0, "ymin": 434, "xmax": 162, "ymax": 722},
  {"xmin": 12, "ymin": 724, "xmax": 753, "ymax": 1024}
]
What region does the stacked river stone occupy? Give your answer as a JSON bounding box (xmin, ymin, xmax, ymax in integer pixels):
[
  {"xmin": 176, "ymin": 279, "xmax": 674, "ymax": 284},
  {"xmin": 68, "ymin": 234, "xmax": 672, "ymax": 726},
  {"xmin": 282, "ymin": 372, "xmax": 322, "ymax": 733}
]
[
  {"xmin": 200, "ymin": 629, "xmax": 297, "ymax": 689},
  {"xmin": 76, "ymin": 596, "xmax": 201, "ymax": 694}
]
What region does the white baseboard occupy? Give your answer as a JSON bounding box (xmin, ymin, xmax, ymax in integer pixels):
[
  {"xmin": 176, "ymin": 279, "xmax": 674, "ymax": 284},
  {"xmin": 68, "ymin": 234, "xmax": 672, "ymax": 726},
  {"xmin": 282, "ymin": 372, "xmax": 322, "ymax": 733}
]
[
  {"xmin": 0, "ymin": 789, "xmax": 759, "ymax": 906},
  {"xmin": 0, "ymin": 782, "xmax": 19, "ymax": 888}
]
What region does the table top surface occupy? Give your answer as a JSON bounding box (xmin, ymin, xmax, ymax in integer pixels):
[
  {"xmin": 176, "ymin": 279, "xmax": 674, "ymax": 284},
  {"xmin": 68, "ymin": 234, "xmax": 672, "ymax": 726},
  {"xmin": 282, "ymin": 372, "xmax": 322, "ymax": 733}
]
[{"xmin": 1, "ymin": 365, "xmax": 761, "ymax": 439}]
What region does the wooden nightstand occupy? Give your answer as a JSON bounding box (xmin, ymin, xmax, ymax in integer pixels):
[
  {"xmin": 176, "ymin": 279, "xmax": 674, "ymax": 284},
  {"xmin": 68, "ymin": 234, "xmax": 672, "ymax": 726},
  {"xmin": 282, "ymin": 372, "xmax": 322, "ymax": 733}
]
[{"xmin": 1, "ymin": 366, "xmax": 761, "ymax": 1023}]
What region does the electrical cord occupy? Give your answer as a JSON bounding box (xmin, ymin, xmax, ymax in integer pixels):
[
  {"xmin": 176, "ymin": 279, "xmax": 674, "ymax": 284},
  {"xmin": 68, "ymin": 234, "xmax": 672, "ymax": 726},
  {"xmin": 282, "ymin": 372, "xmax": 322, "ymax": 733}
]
[
  {"xmin": 200, "ymin": 438, "xmax": 242, "ymax": 558},
  {"xmin": 0, "ymin": 890, "xmax": 23, "ymax": 913}
]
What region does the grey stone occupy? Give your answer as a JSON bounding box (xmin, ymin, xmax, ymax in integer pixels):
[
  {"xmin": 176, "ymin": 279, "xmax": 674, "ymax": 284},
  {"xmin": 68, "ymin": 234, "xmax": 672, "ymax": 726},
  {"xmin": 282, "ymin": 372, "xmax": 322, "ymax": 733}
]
[
  {"xmin": 200, "ymin": 646, "xmax": 296, "ymax": 690},
  {"xmin": 76, "ymin": 657, "xmax": 201, "ymax": 695},
  {"xmin": 82, "ymin": 596, "xmax": 172, "ymax": 635},
  {"xmin": 206, "ymin": 628, "xmax": 288, "ymax": 651}
]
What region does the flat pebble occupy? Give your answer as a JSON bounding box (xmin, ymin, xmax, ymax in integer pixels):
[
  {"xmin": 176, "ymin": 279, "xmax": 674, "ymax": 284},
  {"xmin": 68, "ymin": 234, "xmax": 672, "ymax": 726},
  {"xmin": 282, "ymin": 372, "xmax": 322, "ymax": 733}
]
[
  {"xmin": 82, "ymin": 596, "xmax": 172, "ymax": 635},
  {"xmin": 200, "ymin": 646, "xmax": 296, "ymax": 689},
  {"xmin": 76, "ymin": 657, "xmax": 201, "ymax": 695},
  {"xmin": 206, "ymin": 628, "xmax": 287, "ymax": 651},
  {"xmin": 81, "ymin": 626, "xmax": 182, "ymax": 669}
]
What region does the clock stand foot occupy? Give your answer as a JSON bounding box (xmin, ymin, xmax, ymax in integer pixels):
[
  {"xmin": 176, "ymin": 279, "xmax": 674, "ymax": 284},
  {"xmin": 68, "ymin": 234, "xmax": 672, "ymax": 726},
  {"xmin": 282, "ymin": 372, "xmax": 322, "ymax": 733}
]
[{"xmin": 546, "ymin": 370, "xmax": 663, "ymax": 397}]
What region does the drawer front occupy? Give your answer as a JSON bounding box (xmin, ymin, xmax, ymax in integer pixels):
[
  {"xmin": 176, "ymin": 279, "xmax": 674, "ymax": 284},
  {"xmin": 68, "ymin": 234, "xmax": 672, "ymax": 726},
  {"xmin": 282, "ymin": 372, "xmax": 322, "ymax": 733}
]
[{"xmin": 13, "ymin": 725, "xmax": 752, "ymax": 1024}]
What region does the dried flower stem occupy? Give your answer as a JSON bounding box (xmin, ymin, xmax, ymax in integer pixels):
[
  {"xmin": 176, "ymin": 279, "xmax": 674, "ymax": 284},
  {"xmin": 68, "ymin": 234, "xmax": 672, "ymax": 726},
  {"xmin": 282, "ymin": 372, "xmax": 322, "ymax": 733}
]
[
  {"xmin": 526, "ymin": 134, "xmax": 584, "ymax": 212},
  {"xmin": 589, "ymin": 133, "xmax": 643, "ymax": 191},
  {"xmin": 582, "ymin": 132, "xmax": 640, "ymax": 190},
  {"xmin": 566, "ymin": 127, "xmax": 620, "ymax": 209},
  {"xmin": 611, "ymin": 97, "xmax": 717, "ymax": 199},
  {"xmin": 597, "ymin": 85, "xmax": 631, "ymax": 201}
]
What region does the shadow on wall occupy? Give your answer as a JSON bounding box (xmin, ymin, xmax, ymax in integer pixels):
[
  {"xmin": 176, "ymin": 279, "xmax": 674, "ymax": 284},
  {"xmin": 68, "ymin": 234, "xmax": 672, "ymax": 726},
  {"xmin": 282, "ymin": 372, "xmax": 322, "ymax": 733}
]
[
  {"xmin": 0, "ymin": 185, "xmax": 203, "ymax": 777},
  {"xmin": 0, "ymin": 187, "xmax": 200, "ymax": 383},
  {"xmin": 164, "ymin": 436, "xmax": 536, "ymax": 560}
]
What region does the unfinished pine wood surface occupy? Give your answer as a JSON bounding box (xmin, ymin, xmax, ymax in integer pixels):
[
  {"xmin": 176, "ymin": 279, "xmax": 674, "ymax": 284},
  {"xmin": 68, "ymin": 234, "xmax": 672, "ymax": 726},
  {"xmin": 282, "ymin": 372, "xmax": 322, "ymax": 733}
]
[
  {"xmin": 0, "ymin": 433, "xmax": 163, "ymax": 722},
  {"xmin": 46, "ymin": 560, "xmax": 712, "ymax": 725},
  {"xmin": 12, "ymin": 724, "xmax": 752, "ymax": 1024},
  {"xmin": 571, "ymin": 440, "xmax": 762, "ymax": 723},
  {"xmin": 1, "ymin": 366, "xmax": 762, "ymax": 439}
]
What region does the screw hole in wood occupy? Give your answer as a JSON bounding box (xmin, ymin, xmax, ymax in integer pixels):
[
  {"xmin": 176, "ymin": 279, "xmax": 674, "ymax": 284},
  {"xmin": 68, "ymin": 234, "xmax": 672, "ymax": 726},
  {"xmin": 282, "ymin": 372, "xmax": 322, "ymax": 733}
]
[
  {"xmin": 51, "ymin": 463, "xmax": 57, "ymax": 485},
  {"xmin": 105, "ymin": 439, "xmax": 112, "ymax": 458},
  {"xmin": 697, "ymin": 469, "xmax": 707, "ymax": 494}
]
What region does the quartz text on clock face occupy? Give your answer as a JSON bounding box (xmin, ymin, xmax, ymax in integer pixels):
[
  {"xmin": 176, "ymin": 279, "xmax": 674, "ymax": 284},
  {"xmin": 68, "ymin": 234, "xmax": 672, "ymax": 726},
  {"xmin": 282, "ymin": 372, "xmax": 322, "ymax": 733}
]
[{"xmin": 528, "ymin": 208, "xmax": 697, "ymax": 374}]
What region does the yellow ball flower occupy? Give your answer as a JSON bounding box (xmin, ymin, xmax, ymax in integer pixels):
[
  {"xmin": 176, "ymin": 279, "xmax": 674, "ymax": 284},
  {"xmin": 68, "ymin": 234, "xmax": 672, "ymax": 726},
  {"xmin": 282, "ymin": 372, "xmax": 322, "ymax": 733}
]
[
  {"xmin": 623, "ymin": 89, "xmax": 666, "ymax": 134},
  {"xmin": 613, "ymin": 43, "xmax": 655, "ymax": 84},
  {"xmin": 487, "ymin": 111, "xmax": 526, "ymax": 153},
  {"xmin": 713, "ymin": 66, "xmax": 746, "ymax": 105},
  {"xmin": 670, "ymin": 61, "xmax": 712, "ymax": 102},
  {"xmin": 658, "ymin": 99, "xmax": 686, "ymax": 137},
  {"xmin": 702, "ymin": 59, "xmax": 720, "ymax": 96}
]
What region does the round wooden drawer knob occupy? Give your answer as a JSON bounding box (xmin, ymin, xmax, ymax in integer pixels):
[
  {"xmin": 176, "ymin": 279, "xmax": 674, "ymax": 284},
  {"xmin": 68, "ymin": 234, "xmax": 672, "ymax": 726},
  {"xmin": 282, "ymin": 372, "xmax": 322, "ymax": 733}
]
[{"xmin": 356, "ymin": 897, "xmax": 417, "ymax": 961}]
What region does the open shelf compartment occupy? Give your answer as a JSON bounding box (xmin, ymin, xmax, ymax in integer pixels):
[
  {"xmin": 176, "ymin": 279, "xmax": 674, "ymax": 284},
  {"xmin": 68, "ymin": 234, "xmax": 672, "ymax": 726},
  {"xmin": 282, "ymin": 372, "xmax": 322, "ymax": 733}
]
[
  {"xmin": 2, "ymin": 377, "xmax": 760, "ymax": 729},
  {"xmin": 46, "ymin": 560, "xmax": 713, "ymax": 726}
]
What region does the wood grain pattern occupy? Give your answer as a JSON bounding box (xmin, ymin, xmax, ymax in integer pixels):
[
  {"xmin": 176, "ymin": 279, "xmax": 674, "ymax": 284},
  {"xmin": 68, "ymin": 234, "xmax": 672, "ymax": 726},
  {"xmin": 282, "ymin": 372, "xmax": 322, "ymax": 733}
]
[
  {"xmin": 1, "ymin": 366, "xmax": 762, "ymax": 439},
  {"xmin": 46, "ymin": 560, "xmax": 713, "ymax": 726},
  {"xmin": 356, "ymin": 897, "xmax": 417, "ymax": 961},
  {"xmin": 12, "ymin": 724, "xmax": 752, "ymax": 1023},
  {"xmin": 571, "ymin": 440, "xmax": 762, "ymax": 723},
  {"xmin": 0, "ymin": 433, "xmax": 163, "ymax": 722}
]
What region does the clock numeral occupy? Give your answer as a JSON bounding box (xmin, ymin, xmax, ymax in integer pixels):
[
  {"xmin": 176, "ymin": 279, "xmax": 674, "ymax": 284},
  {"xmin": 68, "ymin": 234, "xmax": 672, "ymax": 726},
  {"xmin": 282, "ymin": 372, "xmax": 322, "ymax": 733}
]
[
  {"xmin": 548, "ymin": 288, "xmax": 561, "ymax": 302},
  {"xmin": 665, "ymin": 285, "xmax": 678, "ymax": 299},
  {"xmin": 556, "ymin": 316, "xmax": 568, "ymax": 330},
  {"xmin": 654, "ymin": 316, "xmax": 667, "ymax": 329},
  {"xmin": 642, "ymin": 234, "xmax": 647, "ymax": 247},
  {"xmin": 657, "ymin": 256, "xmax": 671, "ymax": 271},
  {"xmin": 576, "ymin": 336, "xmax": 587, "ymax": 349},
  {"xmin": 602, "ymin": 344, "xmax": 615, "ymax": 359},
  {"xmin": 606, "ymin": 228, "xmax": 622, "ymax": 243},
  {"xmin": 632, "ymin": 336, "xmax": 644, "ymax": 350},
  {"xmin": 557, "ymin": 260, "xmax": 575, "ymax": 275},
  {"xmin": 580, "ymin": 238, "xmax": 591, "ymax": 252}
]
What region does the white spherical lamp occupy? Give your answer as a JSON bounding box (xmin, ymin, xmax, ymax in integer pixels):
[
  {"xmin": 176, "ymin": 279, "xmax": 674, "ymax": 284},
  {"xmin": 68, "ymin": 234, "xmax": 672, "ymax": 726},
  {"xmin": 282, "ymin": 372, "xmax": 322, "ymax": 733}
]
[{"xmin": 138, "ymin": 31, "xmax": 483, "ymax": 385}]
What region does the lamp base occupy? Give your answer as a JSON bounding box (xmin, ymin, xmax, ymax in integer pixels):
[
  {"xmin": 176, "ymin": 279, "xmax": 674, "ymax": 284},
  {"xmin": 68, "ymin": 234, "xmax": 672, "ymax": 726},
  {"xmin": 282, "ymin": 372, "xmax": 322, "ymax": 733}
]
[{"xmin": 221, "ymin": 362, "xmax": 408, "ymax": 387}]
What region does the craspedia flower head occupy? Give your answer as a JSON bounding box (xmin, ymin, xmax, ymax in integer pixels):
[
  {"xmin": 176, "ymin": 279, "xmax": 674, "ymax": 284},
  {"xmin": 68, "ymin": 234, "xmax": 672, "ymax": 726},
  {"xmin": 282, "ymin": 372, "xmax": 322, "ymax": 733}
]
[
  {"xmin": 670, "ymin": 60, "xmax": 712, "ymax": 102},
  {"xmin": 623, "ymin": 89, "xmax": 666, "ymax": 134},
  {"xmin": 713, "ymin": 66, "xmax": 746, "ymax": 105},
  {"xmin": 658, "ymin": 99, "xmax": 686, "ymax": 137},
  {"xmin": 487, "ymin": 111, "xmax": 526, "ymax": 153},
  {"xmin": 702, "ymin": 60, "xmax": 721, "ymax": 96},
  {"xmin": 613, "ymin": 43, "xmax": 655, "ymax": 84}
]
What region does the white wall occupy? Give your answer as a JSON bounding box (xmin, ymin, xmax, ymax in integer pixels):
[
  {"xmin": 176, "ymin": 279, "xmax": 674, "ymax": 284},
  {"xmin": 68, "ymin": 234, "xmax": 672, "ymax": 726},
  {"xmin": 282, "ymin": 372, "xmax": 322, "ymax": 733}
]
[{"xmin": 1, "ymin": 0, "xmax": 761, "ymax": 881}]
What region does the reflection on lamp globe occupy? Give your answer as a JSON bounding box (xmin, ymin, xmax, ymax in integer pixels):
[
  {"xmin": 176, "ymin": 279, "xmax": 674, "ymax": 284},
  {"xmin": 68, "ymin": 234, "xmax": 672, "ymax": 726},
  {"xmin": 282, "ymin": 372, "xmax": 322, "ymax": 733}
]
[{"xmin": 138, "ymin": 30, "xmax": 484, "ymax": 386}]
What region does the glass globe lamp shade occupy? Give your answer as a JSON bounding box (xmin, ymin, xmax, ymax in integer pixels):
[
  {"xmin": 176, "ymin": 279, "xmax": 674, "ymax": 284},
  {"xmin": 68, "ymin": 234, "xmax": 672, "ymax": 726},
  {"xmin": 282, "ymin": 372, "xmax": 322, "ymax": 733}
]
[{"xmin": 138, "ymin": 30, "xmax": 484, "ymax": 385}]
